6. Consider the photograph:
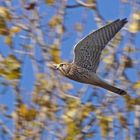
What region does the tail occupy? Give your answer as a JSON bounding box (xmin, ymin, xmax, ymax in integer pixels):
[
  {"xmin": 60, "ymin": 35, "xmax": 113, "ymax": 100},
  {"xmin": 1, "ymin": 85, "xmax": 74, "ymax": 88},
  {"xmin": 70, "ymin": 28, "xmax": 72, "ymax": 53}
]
[{"xmin": 95, "ymin": 79, "xmax": 127, "ymax": 96}]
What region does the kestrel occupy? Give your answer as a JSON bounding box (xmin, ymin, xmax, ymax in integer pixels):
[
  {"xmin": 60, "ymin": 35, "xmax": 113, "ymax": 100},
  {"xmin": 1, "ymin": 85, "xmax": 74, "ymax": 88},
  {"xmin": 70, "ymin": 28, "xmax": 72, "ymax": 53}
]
[{"xmin": 53, "ymin": 19, "xmax": 128, "ymax": 95}]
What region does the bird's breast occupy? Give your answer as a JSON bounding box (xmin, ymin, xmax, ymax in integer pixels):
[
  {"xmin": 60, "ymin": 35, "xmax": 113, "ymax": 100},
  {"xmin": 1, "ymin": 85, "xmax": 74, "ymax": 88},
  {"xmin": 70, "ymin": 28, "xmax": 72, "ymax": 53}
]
[
  {"xmin": 65, "ymin": 65, "xmax": 102, "ymax": 86},
  {"xmin": 65, "ymin": 65, "xmax": 93, "ymax": 84}
]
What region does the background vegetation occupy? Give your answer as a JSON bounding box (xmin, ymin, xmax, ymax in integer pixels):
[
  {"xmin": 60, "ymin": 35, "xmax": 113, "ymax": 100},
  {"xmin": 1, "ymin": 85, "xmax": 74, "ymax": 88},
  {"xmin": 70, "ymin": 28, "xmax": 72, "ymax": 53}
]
[{"xmin": 0, "ymin": 0, "xmax": 140, "ymax": 140}]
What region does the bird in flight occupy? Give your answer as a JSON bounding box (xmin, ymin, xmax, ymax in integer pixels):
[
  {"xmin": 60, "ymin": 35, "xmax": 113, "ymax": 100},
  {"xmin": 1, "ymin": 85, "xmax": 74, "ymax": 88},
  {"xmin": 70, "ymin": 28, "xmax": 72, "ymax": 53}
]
[{"xmin": 53, "ymin": 19, "xmax": 128, "ymax": 95}]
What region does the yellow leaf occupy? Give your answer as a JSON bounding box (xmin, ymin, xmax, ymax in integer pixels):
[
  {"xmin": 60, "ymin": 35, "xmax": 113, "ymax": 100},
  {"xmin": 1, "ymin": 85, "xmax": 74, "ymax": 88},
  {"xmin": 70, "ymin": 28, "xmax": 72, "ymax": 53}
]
[
  {"xmin": 81, "ymin": 103, "xmax": 95, "ymax": 118},
  {"xmin": 0, "ymin": 16, "xmax": 6, "ymax": 28},
  {"xmin": 34, "ymin": 73, "xmax": 54, "ymax": 98},
  {"xmin": 3, "ymin": 55, "xmax": 20, "ymax": 70},
  {"xmin": 97, "ymin": 116, "xmax": 113, "ymax": 137},
  {"xmin": 124, "ymin": 45, "xmax": 135, "ymax": 53},
  {"xmin": 10, "ymin": 26, "xmax": 21, "ymax": 35},
  {"xmin": 124, "ymin": 95, "xmax": 135, "ymax": 110},
  {"xmin": 102, "ymin": 49, "xmax": 109, "ymax": 55},
  {"xmin": 0, "ymin": 17, "xmax": 9, "ymax": 35},
  {"xmin": 48, "ymin": 16, "xmax": 62, "ymax": 28},
  {"xmin": 87, "ymin": 0, "xmax": 96, "ymax": 4},
  {"xmin": 5, "ymin": 69, "xmax": 20, "ymax": 80},
  {"xmin": 128, "ymin": 21, "xmax": 140, "ymax": 33},
  {"xmin": 36, "ymin": 73, "xmax": 44, "ymax": 79},
  {"xmin": 75, "ymin": 23, "xmax": 83, "ymax": 32},
  {"xmin": 66, "ymin": 108, "xmax": 78, "ymax": 119},
  {"xmin": 16, "ymin": 23, "xmax": 28, "ymax": 30},
  {"xmin": 97, "ymin": 115, "xmax": 113, "ymax": 122},
  {"xmin": 122, "ymin": 55, "xmax": 133, "ymax": 68},
  {"xmin": 0, "ymin": 7, "xmax": 12, "ymax": 21},
  {"xmin": 118, "ymin": 113, "xmax": 127, "ymax": 128},
  {"xmin": 0, "ymin": 55, "xmax": 21, "ymax": 80},
  {"xmin": 0, "ymin": 69, "xmax": 7, "ymax": 75},
  {"xmin": 132, "ymin": 12, "xmax": 140, "ymax": 20},
  {"xmin": 66, "ymin": 121, "xmax": 80, "ymax": 140},
  {"xmin": 26, "ymin": 108, "xmax": 37, "ymax": 121},
  {"xmin": 45, "ymin": 0, "xmax": 55, "ymax": 5},
  {"xmin": 99, "ymin": 117, "xmax": 109, "ymax": 137},
  {"xmin": 62, "ymin": 114, "xmax": 72, "ymax": 123},
  {"xmin": 133, "ymin": 81, "xmax": 140, "ymax": 89},
  {"xmin": 11, "ymin": 112, "xmax": 18, "ymax": 120},
  {"xmin": 111, "ymin": 33, "xmax": 121, "ymax": 46},
  {"xmin": 18, "ymin": 104, "xmax": 28, "ymax": 118},
  {"xmin": 62, "ymin": 98, "xmax": 81, "ymax": 122},
  {"xmin": 103, "ymin": 55, "xmax": 114, "ymax": 65},
  {"xmin": 18, "ymin": 104, "xmax": 37, "ymax": 121},
  {"xmin": 5, "ymin": 35, "xmax": 12, "ymax": 46},
  {"xmin": 57, "ymin": 26, "xmax": 64, "ymax": 34},
  {"xmin": 62, "ymin": 83, "xmax": 73, "ymax": 90},
  {"xmin": 134, "ymin": 98, "xmax": 140, "ymax": 105},
  {"xmin": 66, "ymin": 98, "xmax": 81, "ymax": 108},
  {"xmin": 50, "ymin": 44, "xmax": 61, "ymax": 63},
  {"xmin": 129, "ymin": 12, "xmax": 140, "ymax": 33},
  {"xmin": 86, "ymin": 132, "xmax": 95, "ymax": 138}
]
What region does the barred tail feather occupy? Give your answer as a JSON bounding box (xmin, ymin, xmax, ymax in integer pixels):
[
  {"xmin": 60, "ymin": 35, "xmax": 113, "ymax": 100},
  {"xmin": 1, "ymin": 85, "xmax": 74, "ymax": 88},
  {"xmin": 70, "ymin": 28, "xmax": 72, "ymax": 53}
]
[
  {"xmin": 115, "ymin": 88, "xmax": 127, "ymax": 95},
  {"xmin": 96, "ymin": 79, "xmax": 127, "ymax": 96}
]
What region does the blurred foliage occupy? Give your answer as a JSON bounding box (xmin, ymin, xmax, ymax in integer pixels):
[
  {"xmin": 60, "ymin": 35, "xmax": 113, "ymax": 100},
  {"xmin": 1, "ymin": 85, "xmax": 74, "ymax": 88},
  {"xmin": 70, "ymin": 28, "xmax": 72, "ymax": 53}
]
[
  {"xmin": 0, "ymin": 0, "xmax": 139, "ymax": 140},
  {"xmin": 50, "ymin": 44, "xmax": 61, "ymax": 63},
  {"xmin": 0, "ymin": 55, "xmax": 21, "ymax": 80},
  {"xmin": 129, "ymin": 11, "xmax": 140, "ymax": 33}
]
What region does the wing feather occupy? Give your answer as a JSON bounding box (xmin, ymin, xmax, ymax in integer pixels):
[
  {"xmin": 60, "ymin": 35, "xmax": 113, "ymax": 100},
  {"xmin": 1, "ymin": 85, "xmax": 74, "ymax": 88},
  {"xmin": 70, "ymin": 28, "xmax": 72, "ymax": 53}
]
[{"xmin": 73, "ymin": 18, "xmax": 127, "ymax": 72}]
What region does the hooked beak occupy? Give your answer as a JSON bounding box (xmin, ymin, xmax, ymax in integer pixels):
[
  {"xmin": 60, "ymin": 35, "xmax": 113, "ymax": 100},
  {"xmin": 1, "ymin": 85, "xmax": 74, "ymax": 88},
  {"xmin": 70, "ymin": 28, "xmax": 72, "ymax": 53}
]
[
  {"xmin": 47, "ymin": 63, "xmax": 59, "ymax": 70},
  {"xmin": 53, "ymin": 64, "xmax": 59, "ymax": 69}
]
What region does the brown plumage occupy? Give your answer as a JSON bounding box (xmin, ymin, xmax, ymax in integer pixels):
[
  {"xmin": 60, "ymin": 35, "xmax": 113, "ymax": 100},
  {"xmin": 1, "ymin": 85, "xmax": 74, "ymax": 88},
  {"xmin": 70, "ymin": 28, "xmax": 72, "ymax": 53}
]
[{"xmin": 53, "ymin": 19, "xmax": 128, "ymax": 96}]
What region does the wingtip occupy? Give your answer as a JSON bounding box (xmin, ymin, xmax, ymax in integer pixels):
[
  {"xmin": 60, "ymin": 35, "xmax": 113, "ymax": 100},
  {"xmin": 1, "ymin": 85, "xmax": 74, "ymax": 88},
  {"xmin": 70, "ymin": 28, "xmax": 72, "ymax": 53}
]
[
  {"xmin": 114, "ymin": 18, "xmax": 128, "ymax": 24},
  {"xmin": 121, "ymin": 18, "xmax": 128, "ymax": 24},
  {"xmin": 119, "ymin": 89, "xmax": 127, "ymax": 96}
]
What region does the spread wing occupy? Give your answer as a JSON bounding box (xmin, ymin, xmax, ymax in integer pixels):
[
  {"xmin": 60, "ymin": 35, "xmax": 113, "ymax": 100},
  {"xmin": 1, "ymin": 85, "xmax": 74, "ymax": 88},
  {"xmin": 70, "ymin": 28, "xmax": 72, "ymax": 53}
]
[{"xmin": 73, "ymin": 18, "xmax": 127, "ymax": 72}]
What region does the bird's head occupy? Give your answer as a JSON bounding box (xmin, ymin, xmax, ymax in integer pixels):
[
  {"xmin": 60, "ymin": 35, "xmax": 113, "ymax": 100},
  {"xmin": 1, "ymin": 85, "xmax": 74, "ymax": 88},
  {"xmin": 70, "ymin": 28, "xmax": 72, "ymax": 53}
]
[{"xmin": 53, "ymin": 63, "xmax": 70, "ymax": 75}]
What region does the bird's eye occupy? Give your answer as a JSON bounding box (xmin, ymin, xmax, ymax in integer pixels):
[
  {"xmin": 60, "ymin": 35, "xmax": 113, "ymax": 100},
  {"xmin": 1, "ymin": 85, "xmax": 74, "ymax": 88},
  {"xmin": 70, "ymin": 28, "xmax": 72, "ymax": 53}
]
[{"xmin": 60, "ymin": 64, "xmax": 64, "ymax": 67}]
